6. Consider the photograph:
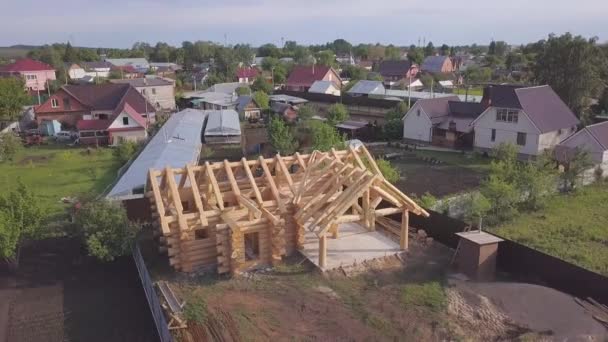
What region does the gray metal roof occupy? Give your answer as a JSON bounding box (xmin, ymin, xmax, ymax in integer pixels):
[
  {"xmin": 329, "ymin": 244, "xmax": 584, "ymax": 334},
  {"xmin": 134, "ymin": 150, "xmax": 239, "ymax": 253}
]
[
  {"xmin": 308, "ymin": 80, "xmax": 338, "ymax": 94},
  {"xmin": 107, "ymin": 108, "xmax": 205, "ymax": 199},
  {"xmin": 269, "ymin": 94, "xmax": 309, "ymax": 105},
  {"xmin": 204, "ymin": 110, "xmax": 241, "ymax": 136},
  {"xmin": 189, "ymin": 92, "xmax": 238, "ymax": 107},
  {"xmin": 104, "ymin": 58, "xmax": 150, "ymax": 68},
  {"xmin": 205, "ymin": 82, "xmax": 242, "ymax": 95},
  {"xmin": 347, "ymin": 80, "xmax": 385, "ymax": 95},
  {"xmin": 110, "ymin": 77, "xmax": 174, "ymax": 87}
]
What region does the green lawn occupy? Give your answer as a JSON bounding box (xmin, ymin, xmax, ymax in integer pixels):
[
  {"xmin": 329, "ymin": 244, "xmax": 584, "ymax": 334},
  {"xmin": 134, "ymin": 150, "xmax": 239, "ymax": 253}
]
[
  {"xmin": 491, "ymin": 183, "xmax": 608, "ymax": 276},
  {"xmin": 0, "ymin": 144, "xmax": 121, "ymax": 216},
  {"xmin": 452, "ymin": 87, "xmax": 484, "ymax": 96},
  {"xmin": 412, "ymin": 150, "xmax": 492, "ymax": 173}
]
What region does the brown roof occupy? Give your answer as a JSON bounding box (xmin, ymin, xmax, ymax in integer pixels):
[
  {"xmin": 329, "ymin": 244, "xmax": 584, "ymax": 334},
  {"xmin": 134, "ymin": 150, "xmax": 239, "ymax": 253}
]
[
  {"xmin": 286, "ymin": 65, "xmax": 335, "ymax": 87},
  {"xmin": 62, "ymin": 83, "xmax": 154, "ymax": 113},
  {"xmin": 378, "ymin": 60, "xmax": 413, "ymax": 77},
  {"xmin": 415, "ymin": 96, "xmax": 460, "ymax": 119},
  {"xmin": 448, "ymin": 101, "xmax": 485, "ymax": 118}
]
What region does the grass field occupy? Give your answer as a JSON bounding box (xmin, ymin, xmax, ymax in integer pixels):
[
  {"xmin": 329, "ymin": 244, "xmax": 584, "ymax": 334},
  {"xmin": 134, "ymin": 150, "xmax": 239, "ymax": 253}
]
[
  {"xmin": 0, "ymin": 144, "xmax": 121, "ymax": 216},
  {"xmin": 491, "ymin": 182, "xmax": 608, "ymax": 276}
]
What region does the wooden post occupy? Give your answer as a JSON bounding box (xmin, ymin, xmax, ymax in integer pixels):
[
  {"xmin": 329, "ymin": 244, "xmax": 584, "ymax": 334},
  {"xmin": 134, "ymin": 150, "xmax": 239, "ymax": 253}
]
[
  {"xmin": 400, "ymin": 210, "xmax": 409, "ymax": 250},
  {"xmin": 319, "ymin": 234, "xmax": 327, "ymax": 269},
  {"xmin": 331, "ymin": 223, "xmax": 339, "ymax": 239}
]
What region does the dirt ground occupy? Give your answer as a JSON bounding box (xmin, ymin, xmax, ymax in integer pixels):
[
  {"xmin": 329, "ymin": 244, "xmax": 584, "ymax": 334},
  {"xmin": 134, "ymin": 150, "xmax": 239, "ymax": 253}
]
[
  {"xmin": 0, "ymin": 238, "xmax": 157, "ymax": 342},
  {"xmin": 154, "ymin": 232, "xmax": 585, "ymax": 342}
]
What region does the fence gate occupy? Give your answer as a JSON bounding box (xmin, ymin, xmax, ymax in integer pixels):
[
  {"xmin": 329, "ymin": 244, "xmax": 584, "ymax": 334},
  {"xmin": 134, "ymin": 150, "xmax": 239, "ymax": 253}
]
[{"xmin": 133, "ymin": 244, "xmax": 174, "ymax": 342}]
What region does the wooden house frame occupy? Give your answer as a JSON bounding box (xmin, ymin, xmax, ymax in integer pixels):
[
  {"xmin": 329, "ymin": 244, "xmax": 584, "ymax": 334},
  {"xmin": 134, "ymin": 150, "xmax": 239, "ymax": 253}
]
[{"xmin": 146, "ymin": 146, "xmax": 429, "ymax": 274}]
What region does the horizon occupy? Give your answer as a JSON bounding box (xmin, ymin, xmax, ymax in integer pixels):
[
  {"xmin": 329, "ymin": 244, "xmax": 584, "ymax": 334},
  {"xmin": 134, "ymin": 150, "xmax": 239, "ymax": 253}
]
[{"xmin": 1, "ymin": 0, "xmax": 607, "ymax": 49}]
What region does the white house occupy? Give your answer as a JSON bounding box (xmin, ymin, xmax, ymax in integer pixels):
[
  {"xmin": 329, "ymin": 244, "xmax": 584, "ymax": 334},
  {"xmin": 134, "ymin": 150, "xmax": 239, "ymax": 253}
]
[
  {"xmin": 308, "ymin": 80, "xmax": 341, "ymax": 96},
  {"xmin": 81, "ymin": 61, "xmax": 112, "ymax": 79},
  {"xmin": 111, "ymin": 77, "xmax": 176, "ymax": 111},
  {"xmin": 556, "ymin": 121, "xmax": 608, "ymax": 165},
  {"xmin": 67, "ymin": 63, "xmax": 85, "ymax": 80},
  {"xmin": 470, "ymin": 85, "xmax": 579, "ymax": 157}
]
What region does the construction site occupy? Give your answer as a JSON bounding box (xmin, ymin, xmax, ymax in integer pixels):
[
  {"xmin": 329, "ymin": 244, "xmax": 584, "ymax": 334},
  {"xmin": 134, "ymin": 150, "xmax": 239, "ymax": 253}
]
[{"xmin": 146, "ymin": 146, "xmax": 428, "ymax": 275}]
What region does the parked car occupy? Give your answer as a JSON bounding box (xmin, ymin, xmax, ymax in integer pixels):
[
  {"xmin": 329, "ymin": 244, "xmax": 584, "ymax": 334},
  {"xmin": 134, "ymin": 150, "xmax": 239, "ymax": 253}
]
[{"xmin": 55, "ymin": 131, "xmax": 76, "ymax": 142}]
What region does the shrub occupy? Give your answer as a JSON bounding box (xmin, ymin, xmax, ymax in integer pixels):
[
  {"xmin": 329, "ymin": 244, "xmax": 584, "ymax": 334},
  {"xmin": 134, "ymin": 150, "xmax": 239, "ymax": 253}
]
[
  {"xmin": 113, "ymin": 140, "xmax": 140, "ymax": 164},
  {"xmin": 376, "ymin": 158, "xmax": 400, "ymax": 183},
  {"xmin": 326, "ymin": 103, "xmax": 349, "ymax": 124},
  {"xmin": 183, "ymin": 294, "xmax": 208, "ymax": 324},
  {"xmin": 419, "ymin": 192, "xmax": 437, "ymax": 209},
  {"xmin": 0, "ymin": 133, "xmax": 22, "ymax": 162}
]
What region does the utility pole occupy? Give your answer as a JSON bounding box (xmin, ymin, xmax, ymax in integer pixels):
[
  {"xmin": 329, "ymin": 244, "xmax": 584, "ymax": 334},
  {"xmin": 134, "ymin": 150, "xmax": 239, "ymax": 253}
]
[
  {"xmin": 407, "ymin": 75, "xmax": 412, "ymax": 108},
  {"xmin": 271, "ymin": 66, "xmax": 275, "ymax": 90}
]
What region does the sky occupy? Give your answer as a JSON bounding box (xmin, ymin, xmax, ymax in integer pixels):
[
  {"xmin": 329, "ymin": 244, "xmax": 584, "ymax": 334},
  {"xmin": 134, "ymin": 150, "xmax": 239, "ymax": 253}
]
[{"xmin": 2, "ymin": 0, "xmax": 608, "ymax": 48}]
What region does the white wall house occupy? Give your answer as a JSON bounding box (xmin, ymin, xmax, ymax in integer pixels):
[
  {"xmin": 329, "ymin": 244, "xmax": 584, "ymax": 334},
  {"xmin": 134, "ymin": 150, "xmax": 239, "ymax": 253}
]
[
  {"xmin": 110, "ymin": 78, "xmax": 176, "ymax": 110},
  {"xmin": 402, "ymin": 101, "xmax": 434, "ymax": 142},
  {"xmin": 107, "ymin": 105, "xmax": 148, "ymax": 145},
  {"xmin": 557, "ymin": 121, "xmax": 608, "ymax": 165}
]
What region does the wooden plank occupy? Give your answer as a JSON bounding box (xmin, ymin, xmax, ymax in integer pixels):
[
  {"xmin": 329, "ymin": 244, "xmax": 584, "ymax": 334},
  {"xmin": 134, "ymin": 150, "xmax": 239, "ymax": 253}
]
[
  {"xmin": 375, "ymin": 207, "xmax": 403, "ymax": 216},
  {"xmin": 360, "ymin": 145, "xmax": 382, "ymax": 177},
  {"xmin": 238, "ymin": 195, "xmax": 262, "ymax": 218},
  {"xmin": 186, "ymin": 164, "xmax": 208, "ymax": 226},
  {"xmin": 295, "ymin": 152, "xmax": 307, "ymax": 170},
  {"xmin": 275, "ymin": 154, "xmax": 296, "ymax": 194},
  {"xmin": 224, "ymin": 160, "xmax": 242, "ymax": 206},
  {"xmin": 401, "ymin": 210, "xmax": 409, "ymax": 250},
  {"xmin": 258, "ymin": 156, "xmax": 285, "ymax": 212},
  {"xmin": 148, "ymin": 170, "xmax": 170, "ymax": 235},
  {"xmin": 371, "ymin": 185, "xmax": 403, "ymax": 208},
  {"xmin": 242, "ymin": 158, "xmax": 264, "ymax": 204},
  {"xmin": 261, "ymin": 207, "xmax": 280, "ymax": 225},
  {"xmin": 204, "ymin": 162, "xmax": 224, "ymax": 210}
]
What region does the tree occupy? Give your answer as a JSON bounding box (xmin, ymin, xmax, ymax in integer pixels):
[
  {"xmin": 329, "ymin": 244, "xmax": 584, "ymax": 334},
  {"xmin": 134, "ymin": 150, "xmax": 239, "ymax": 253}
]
[
  {"xmin": 74, "ymin": 199, "xmax": 139, "ymax": 262},
  {"xmin": 261, "ymin": 57, "xmax": 279, "ymax": 71},
  {"xmin": 0, "ymin": 78, "xmax": 30, "ymax": 122},
  {"xmin": 63, "ymin": 41, "xmax": 78, "ymax": 63},
  {"xmin": 297, "ymin": 104, "xmax": 318, "ymax": 121},
  {"xmin": 385, "ymin": 45, "xmax": 401, "ymax": 60},
  {"xmin": 113, "ymin": 140, "xmax": 139, "ymax": 164},
  {"xmin": 407, "ymin": 47, "xmax": 424, "ymax": 65},
  {"xmin": 331, "ymin": 39, "xmax": 352, "ymax": 56},
  {"xmin": 516, "ymin": 161, "xmax": 555, "ymax": 210},
  {"xmin": 316, "ymin": 50, "xmax": 336, "ymax": 68},
  {"xmin": 384, "ymin": 102, "xmax": 407, "ymax": 140},
  {"xmin": 309, "ymin": 121, "xmax": 345, "ymax": 151},
  {"xmin": 268, "ymin": 116, "xmax": 298, "ymax": 154},
  {"xmin": 558, "ymin": 147, "xmax": 594, "ymax": 191},
  {"xmin": 463, "ymin": 193, "xmax": 491, "ymax": 228},
  {"xmin": 491, "ymin": 142, "xmax": 519, "ymax": 162},
  {"xmin": 0, "ymin": 181, "xmax": 46, "ymax": 267},
  {"xmin": 236, "ymin": 86, "xmax": 250, "ymax": 96},
  {"xmin": 251, "ymin": 75, "xmax": 273, "ymax": 93},
  {"xmin": 257, "ymin": 43, "xmax": 281, "ymax": 58},
  {"xmin": 534, "ymin": 33, "xmax": 605, "ymax": 114},
  {"xmin": 252, "ymin": 90, "xmax": 269, "ymax": 110},
  {"xmin": 0, "ymin": 133, "xmax": 23, "ymax": 162},
  {"xmin": 488, "ymin": 40, "xmax": 497, "ymax": 55},
  {"xmin": 440, "ymin": 44, "xmax": 450, "ymax": 56},
  {"xmin": 424, "ymin": 42, "xmax": 435, "ymax": 57},
  {"xmin": 326, "ymin": 103, "xmax": 349, "ymax": 124},
  {"xmin": 376, "ymin": 159, "xmax": 400, "ymax": 183},
  {"xmin": 464, "ymin": 65, "xmax": 492, "ymax": 83}
]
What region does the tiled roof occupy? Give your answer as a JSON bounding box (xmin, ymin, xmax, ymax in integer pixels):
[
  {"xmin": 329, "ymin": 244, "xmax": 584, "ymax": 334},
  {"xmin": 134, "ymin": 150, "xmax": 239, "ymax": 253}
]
[
  {"xmin": 0, "ymin": 58, "xmax": 54, "ymax": 72},
  {"xmin": 80, "ymin": 61, "xmax": 112, "ymax": 70},
  {"xmin": 378, "ymin": 60, "xmax": 413, "ymax": 77},
  {"xmin": 514, "ymin": 85, "xmax": 579, "ymax": 133},
  {"xmin": 236, "ymin": 67, "xmax": 259, "ymax": 78},
  {"xmin": 286, "ymin": 65, "xmax": 333, "ymax": 87},
  {"xmin": 63, "ymin": 83, "xmax": 131, "ymax": 110},
  {"xmin": 415, "ymin": 95, "xmax": 460, "ymax": 119}
]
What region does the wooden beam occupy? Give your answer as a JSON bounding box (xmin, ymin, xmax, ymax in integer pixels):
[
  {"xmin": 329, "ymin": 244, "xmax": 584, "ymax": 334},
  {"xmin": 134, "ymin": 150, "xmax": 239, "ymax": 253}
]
[
  {"xmin": 349, "ymin": 145, "xmax": 367, "ymax": 170},
  {"xmin": 223, "ymin": 160, "xmax": 241, "ymax": 206},
  {"xmin": 186, "ymin": 164, "xmax": 208, "ymax": 226},
  {"xmin": 204, "ymin": 162, "xmax": 224, "ymax": 210},
  {"xmin": 242, "ymin": 157, "xmax": 263, "ymax": 204},
  {"xmin": 295, "ymin": 152, "xmax": 307, "ymax": 170},
  {"xmin": 371, "ymin": 185, "xmax": 402, "ymax": 208},
  {"xmin": 258, "ymin": 156, "xmax": 285, "ymax": 212},
  {"xmin": 275, "ymin": 154, "xmax": 295, "ymax": 194},
  {"xmin": 360, "ymin": 145, "xmax": 382, "ymax": 177},
  {"xmin": 238, "ymin": 195, "xmax": 262, "ymax": 218},
  {"xmin": 400, "ymin": 210, "xmax": 409, "ymax": 250},
  {"xmin": 148, "ymin": 170, "xmax": 170, "ymax": 234}
]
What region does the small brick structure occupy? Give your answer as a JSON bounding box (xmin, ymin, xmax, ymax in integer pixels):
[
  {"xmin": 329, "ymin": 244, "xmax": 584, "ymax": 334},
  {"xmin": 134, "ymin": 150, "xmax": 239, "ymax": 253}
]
[{"xmin": 455, "ymin": 231, "xmax": 504, "ymax": 281}]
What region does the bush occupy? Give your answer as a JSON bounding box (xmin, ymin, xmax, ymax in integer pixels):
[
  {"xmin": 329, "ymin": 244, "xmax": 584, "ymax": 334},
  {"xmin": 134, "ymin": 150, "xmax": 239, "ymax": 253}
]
[
  {"xmin": 268, "ymin": 116, "xmax": 298, "ymax": 154},
  {"xmin": 419, "ymin": 192, "xmax": 437, "ymax": 209},
  {"xmin": 0, "ymin": 133, "xmax": 22, "ymax": 162},
  {"xmin": 326, "ymin": 103, "xmax": 349, "ymax": 124},
  {"xmin": 183, "ymin": 294, "xmax": 208, "ymax": 323},
  {"xmin": 74, "ymin": 199, "xmax": 139, "ymax": 262},
  {"xmin": 113, "ymin": 140, "xmax": 140, "ymax": 164},
  {"xmin": 376, "ymin": 158, "xmax": 400, "ymax": 183},
  {"xmin": 309, "ymin": 120, "xmax": 345, "ymax": 152}
]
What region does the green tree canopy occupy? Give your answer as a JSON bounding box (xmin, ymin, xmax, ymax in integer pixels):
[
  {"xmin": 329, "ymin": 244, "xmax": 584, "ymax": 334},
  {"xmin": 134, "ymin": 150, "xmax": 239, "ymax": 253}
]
[
  {"xmin": 0, "ymin": 132, "xmax": 23, "ymax": 162},
  {"xmin": 251, "ymin": 75, "xmax": 273, "ymax": 93},
  {"xmin": 0, "ymin": 78, "xmax": 30, "ymax": 121},
  {"xmin": 326, "ymin": 103, "xmax": 349, "ymax": 124},
  {"xmin": 252, "ymin": 90, "xmax": 269, "ymax": 110},
  {"xmin": 309, "ymin": 120, "xmax": 345, "ymax": 151},
  {"xmin": 236, "ymin": 86, "xmax": 251, "ymax": 96},
  {"xmin": 268, "ymin": 116, "xmax": 298, "ymax": 155},
  {"xmin": 424, "ymin": 42, "xmax": 435, "ymax": 57},
  {"xmin": 257, "ymin": 43, "xmax": 281, "ymax": 58},
  {"xmin": 75, "ymin": 199, "xmax": 139, "ymax": 262}
]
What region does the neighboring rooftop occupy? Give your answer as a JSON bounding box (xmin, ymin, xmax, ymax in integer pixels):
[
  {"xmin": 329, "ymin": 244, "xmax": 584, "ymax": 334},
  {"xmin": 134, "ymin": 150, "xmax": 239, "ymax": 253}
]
[
  {"xmin": 61, "ymin": 83, "xmax": 154, "ymax": 113},
  {"xmin": 205, "ymin": 82, "xmax": 242, "ymax": 95},
  {"xmin": 80, "ymin": 61, "xmax": 112, "ymax": 70},
  {"xmin": 308, "ymin": 80, "xmax": 339, "ymax": 94},
  {"xmin": 0, "ymin": 58, "xmax": 54, "ymax": 72},
  {"xmin": 378, "ymin": 60, "xmax": 414, "ymax": 77},
  {"xmin": 107, "ymin": 108, "xmax": 206, "ymax": 199},
  {"xmin": 236, "ymin": 67, "xmax": 259, "ymax": 79},
  {"xmin": 286, "ymin": 65, "xmax": 333, "ymax": 87},
  {"xmin": 104, "ymin": 58, "xmax": 149, "ymax": 68},
  {"xmin": 204, "ymin": 110, "xmax": 241, "ymax": 136},
  {"xmin": 421, "ymin": 56, "xmax": 450, "ymax": 73},
  {"xmin": 269, "ymin": 94, "xmax": 309, "ymax": 105},
  {"xmin": 190, "ymin": 92, "xmax": 237, "ymax": 107},
  {"xmin": 110, "ymin": 77, "xmax": 174, "ymax": 87},
  {"xmin": 347, "ymin": 80, "xmax": 385, "ymax": 95}
]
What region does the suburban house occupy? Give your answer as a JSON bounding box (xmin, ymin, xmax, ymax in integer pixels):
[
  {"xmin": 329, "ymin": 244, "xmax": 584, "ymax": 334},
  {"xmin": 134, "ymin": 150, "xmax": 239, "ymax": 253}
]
[
  {"xmin": 285, "ymin": 65, "xmax": 341, "ymax": 92},
  {"xmin": 203, "ymin": 110, "xmax": 241, "ymax": 145},
  {"xmin": 556, "ymin": 121, "xmax": 608, "ymax": 165},
  {"xmin": 34, "ymin": 83, "xmax": 155, "ymax": 145},
  {"xmin": 67, "ymin": 63, "xmax": 86, "ymax": 80},
  {"xmin": 470, "ymin": 85, "xmax": 579, "ymax": 156},
  {"xmin": 0, "ymin": 58, "xmax": 56, "ymax": 91},
  {"xmin": 357, "ymin": 60, "xmax": 374, "ymax": 71},
  {"xmin": 236, "ymin": 67, "xmax": 259, "ymax": 84},
  {"xmin": 271, "ymin": 102, "xmax": 298, "ymax": 122},
  {"xmin": 377, "ymin": 60, "xmax": 419, "ymax": 87},
  {"xmin": 402, "ymin": 95, "xmax": 484, "ymax": 148},
  {"xmin": 236, "ymin": 96, "xmax": 262, "ymax": 121},
  {"xmin": 308, "ymin": 80, "xmax": 341, "ymax": 96},
  {"xmin": 421, "ymin": 56, "xmax": 455, "ymax": 73},
  {"xmin": 347, "ymin": 80, "xmax": 386, "ymax": 97},
  {"xmin": 111, "ymin": 77, "xmax": 176, "ymax": 110},
  {"xmin": 205, "ymin": 82, "xmax": 242, "ymax": 95},
  {"xmin": 403, "ymin": 85, "xmax": 579, "ymax": 155},
  {"xmin": 81, "ymin": 61, "xmax": 112, "ymax": 79},
  {"xmin": 190, "ymin": 92, "xmax": 238, "ymax": 111},
  {"xmin": 104, "ymin": 58, "xmax": 150, "ymax": 73},
  {"xmin": 149, "ymin": 62, "xmax": 181, "ymax": 76},
  {"xmin": 269, "ymin": 94, "xmax": 308, "ymax": 106},
  {"xmin": 111, "ymin": 65, "xmax": 143, "ymax": 79}
]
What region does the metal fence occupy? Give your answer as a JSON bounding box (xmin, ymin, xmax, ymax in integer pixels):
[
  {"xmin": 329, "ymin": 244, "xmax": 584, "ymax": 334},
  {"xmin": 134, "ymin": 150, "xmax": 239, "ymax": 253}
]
[{"xmin": 132, "ymin": 244, "xmax": 173, "ymax": 342}]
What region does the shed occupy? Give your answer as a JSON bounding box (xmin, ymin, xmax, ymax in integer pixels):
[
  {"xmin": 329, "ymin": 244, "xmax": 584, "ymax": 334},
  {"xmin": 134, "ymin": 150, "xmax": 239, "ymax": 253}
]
[
  {"xmin": 39, "ymin": 120, "xmax": 62, "ymax": 136},
  {"xmin": 204, "ymin": 110, "xmax": 242, "ymax": 145},
  {"xmin": 336, "ymin": 120, "xmax": 371, "ymax": 141}
]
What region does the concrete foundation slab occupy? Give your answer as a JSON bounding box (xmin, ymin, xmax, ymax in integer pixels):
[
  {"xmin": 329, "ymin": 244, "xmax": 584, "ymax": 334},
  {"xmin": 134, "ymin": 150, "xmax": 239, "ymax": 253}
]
[{"xmin": 301, "ymin": 222, "xmax": 401, "ymax": 271}]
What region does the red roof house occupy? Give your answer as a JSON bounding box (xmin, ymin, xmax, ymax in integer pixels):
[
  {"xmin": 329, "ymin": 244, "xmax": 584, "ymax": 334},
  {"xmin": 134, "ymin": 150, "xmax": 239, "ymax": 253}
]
[
  {"xmin": 236, "ymin": 67, "xmax": 259, "ymax": 84},
  {"xmin": 0, "ymin": 58, "xmax": 56, "ymax": 91},
  {"xmin": 35, "ymin": 83, "xmax": 154, "ymax": 145},
  {"xmin": 285, "ymin": 65, "xmax": 341, "ymax": 92}
]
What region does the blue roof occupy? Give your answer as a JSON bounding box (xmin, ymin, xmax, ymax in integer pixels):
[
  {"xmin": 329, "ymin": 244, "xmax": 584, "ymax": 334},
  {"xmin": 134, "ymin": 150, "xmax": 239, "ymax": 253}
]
[{"xmin": 107, "ymin": 108, "xmax": 206, "ymax": 199}]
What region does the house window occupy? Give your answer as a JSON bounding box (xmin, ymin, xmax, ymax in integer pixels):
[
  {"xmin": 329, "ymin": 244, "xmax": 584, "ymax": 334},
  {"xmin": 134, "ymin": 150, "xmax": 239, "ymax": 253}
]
[
  {"xmin": 141, "ymin": 89, "xmax": 146, "ymax": 95},
  {"xmin": 417, "ymin": 109, "xmax": 421, "ymax": 117},
  {"xmin": 496, "ymin": 108, "xmax": 519, "ymax": 123},
  {"xmin": 516, "ymin": 132, "xmax": 526, "ymax": 146},
  {"xmin": 25, "ymin": 74, "xmax": 37, "ymax": 80},
  {"xmin": 491, "ymin": 129, "xmax": 496, "ymax": 142},
  {"xmin": 151, "ymin": 88, "xmax": 156, "ymax": 95},
  {"xmin": 63, "ymin": 98, "xmax": 71, "ymax": 110},
  {"xmin": 51, "ymin": 98, "xmax": 59, "ymax": 108},
  {"xmin": 122, "ymin": 117, "xmax": 129, "ymax": 125}
]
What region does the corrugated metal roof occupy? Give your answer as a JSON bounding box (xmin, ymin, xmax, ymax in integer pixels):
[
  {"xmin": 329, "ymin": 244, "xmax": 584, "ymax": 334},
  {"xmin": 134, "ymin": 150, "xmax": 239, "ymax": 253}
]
[
  {"xmin": 269, "ymin": 94, "xmax": 309, "ymax": 104},
  {"xmin": 347, "ymin": 80, "xmax": 385, "ymax": 95},
  {"xmin": 308, "ymin": 80, "xmax": 338, "ymax": 94},
  {"xmin": 204, "ymin": 110, "xmax": 241, "ymax": 136},
  {"xmin": 107, "ymin": 108, "xmax": 206, "ymax": 199}
]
